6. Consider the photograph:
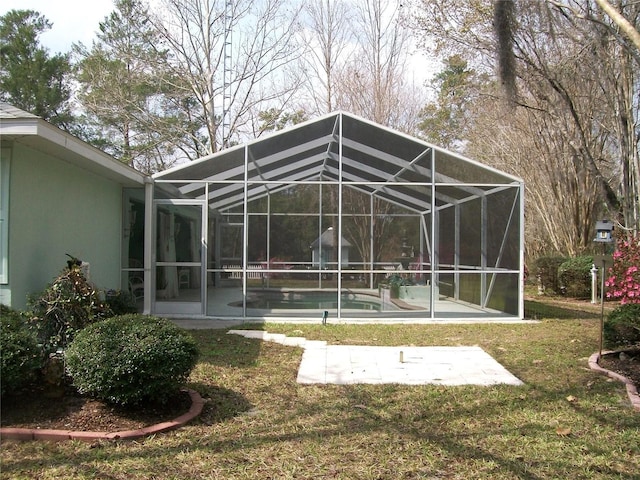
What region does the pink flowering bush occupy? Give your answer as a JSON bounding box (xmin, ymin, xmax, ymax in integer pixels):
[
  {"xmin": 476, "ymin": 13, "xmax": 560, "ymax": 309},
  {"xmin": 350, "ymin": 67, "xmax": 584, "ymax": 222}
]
[{"xmin": 605, "ymin": 234, "xmax": 640, "ymax": 304}]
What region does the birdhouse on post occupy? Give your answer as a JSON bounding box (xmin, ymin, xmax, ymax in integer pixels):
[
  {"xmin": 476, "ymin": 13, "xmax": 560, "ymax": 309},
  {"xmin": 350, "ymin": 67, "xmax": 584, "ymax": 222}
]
[{"xmin": 594, "ymin": 220, "xmax": 614, "ymax": 243}]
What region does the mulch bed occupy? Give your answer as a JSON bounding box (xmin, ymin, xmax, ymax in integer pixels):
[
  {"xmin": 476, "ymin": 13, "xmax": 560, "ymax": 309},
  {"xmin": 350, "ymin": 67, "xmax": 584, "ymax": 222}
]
[
  {"xmin": 1, "ymin": 386, "xmax": 192, "ymax": 432},
  {"xmin": 597, "ymin": 347, "xmax": 640, "ymax": 390}
]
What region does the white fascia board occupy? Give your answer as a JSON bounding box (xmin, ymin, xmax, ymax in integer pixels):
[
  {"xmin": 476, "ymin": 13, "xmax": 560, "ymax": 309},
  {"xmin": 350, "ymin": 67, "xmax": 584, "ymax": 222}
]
[{"xmin": 0, "ymin": 117, "xmax": 40, "ymax": 136}]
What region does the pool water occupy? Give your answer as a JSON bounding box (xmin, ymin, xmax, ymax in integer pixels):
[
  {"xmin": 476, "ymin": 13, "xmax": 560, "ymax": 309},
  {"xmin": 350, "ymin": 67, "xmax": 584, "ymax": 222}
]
[{"xmin": 243, "ymin": 292, "xmax": 384, "ymax": 311}]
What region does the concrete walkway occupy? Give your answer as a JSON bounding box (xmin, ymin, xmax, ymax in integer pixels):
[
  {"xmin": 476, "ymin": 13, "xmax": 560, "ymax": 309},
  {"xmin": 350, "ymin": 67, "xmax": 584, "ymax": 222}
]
[{"xmin": 228, "ymin": 330, "xmax": 523, "ymax": 387}]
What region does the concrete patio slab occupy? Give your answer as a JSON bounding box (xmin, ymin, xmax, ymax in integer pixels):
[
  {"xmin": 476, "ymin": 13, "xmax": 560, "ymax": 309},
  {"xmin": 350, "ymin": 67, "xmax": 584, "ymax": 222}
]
[
  {"xmin": 297, "ymin": 345, "xmax": 523, "ymax": 386},
  {"xmin": 228, "ymin": 330, "xmax": 523, "ymax": 386}
]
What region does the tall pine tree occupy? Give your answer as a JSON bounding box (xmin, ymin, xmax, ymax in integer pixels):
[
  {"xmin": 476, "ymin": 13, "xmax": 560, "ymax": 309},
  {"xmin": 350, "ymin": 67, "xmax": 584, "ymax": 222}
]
[
  {"xmin": 74, "ymin": 0, "xmax": 193, "ymax": 173},
  {"xmin": 0, "ymin": 10, "xmax": 73, "ymax": 128}
]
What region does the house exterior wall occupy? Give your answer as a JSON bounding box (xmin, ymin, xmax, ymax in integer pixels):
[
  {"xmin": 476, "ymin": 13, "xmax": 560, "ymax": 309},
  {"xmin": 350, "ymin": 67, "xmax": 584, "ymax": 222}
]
[{"xmin": 0, "ymin": 142, "xmax": 123, "ymax": 310}]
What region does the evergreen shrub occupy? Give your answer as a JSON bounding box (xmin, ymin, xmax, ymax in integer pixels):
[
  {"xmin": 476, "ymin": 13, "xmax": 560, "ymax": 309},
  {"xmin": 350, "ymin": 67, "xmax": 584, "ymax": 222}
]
[
  {"xmin": 65, "ymin": 315, "xmax": 199, "ymax": 406},
  {"xmin": 558, "ymin": 256, "xmax": 593, "ymax": 298},
  {"xmin": 105, "ymin": 289, "xmax": 138, "ymax": 315},
  {"xmin": 604, "ymin": 304, "xmax": 640, "ymax": 349},
  {"xmin": 534, "ymin": 256, "xmax": 567, "ymax": 294},
  {"xmin": 0, "ymin": 305, "xmax": 41, "ymax": 396}
]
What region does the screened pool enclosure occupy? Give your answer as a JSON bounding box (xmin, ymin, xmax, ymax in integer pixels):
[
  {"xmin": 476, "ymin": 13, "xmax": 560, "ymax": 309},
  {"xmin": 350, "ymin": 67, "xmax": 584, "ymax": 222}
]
[{"xmin": 126, "ymin": 112, "xmax": 524, "ymax": 321}]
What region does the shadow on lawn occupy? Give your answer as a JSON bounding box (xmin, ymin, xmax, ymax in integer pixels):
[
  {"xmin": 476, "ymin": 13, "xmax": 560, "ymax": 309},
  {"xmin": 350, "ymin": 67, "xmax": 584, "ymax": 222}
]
[
  {"xmin": 189, "ymin": 328, "xmax": 263, "ymax": 368},
  {"xmin": 188, "ymin": 382, "xmax": 253, "ymax": 425},
  {"xmin": 524, "ymin": 299, "xmax": 600, "ymax": 320},
  {"xmin": 9, "ymin": 379, "xmax": 634, "ymax": 480},
  {"xmin": 96, "ymin": 383, "xmax": 631, "ymax": 479},
  {"xmin": 185, "ymin": 329, "xmax": 260, "ymax": 423},
  {"xmin": 4, "ymin": 331, "xmax": 637, "ymax": 480},
  {"xmin": 170, "ymin": 324, "xmax": 636, "ymax": 480}
]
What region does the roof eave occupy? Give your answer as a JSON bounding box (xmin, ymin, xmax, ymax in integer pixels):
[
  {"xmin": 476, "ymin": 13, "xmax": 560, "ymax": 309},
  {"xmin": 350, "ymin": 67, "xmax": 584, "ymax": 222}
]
[{"xmin": 1, "ymin": 117, "xmax": 147, "ymax": 187}]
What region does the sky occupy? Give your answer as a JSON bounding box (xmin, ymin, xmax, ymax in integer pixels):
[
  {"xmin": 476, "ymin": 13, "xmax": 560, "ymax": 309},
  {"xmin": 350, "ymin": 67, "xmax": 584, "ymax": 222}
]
[
  {"xmin": 0, "ymin": 0, "xmax": 115, "ymax": 53},
  {"xmin": 0, "ymin": 0, "xmax": 434, "ymax": 76},
  {"xmin": 0, "ymin": 0, "xmax": 435, "ymax": 89}
]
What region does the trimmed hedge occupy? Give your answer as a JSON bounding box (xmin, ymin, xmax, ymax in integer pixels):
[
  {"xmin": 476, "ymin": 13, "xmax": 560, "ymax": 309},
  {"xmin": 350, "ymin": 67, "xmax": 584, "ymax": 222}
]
[
  {"xmin": 604, "ymin": 304, "xmax": 640, "ymax": 349},
  {"xmin": 0, "ymin": 305, "xmax": 41, "ymax": 396},
  {"xmin": 105, "ymin": 289, "xmax": 138, "ymax": 315},
  {"xmin": 534, "ymin": 256, "xmax": 567, "ymax": 295},
  {"xmin": 65, "ymin": 315, "xmax": 199, "ymax": 406},
  {"xmin": 558, "ymin": 256, "xmax": 593, "ymax": 299}
]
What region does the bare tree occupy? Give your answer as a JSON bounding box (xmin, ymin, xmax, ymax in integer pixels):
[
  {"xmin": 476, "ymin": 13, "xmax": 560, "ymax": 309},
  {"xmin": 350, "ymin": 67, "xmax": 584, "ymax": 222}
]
[
  {"xmin": 490, "ymin": 0, "xmax": 640, "ymax": 234},
  {"xmin": 333, "ymin": 0, "xmax": 425, "ymax": 132},
  {"xmin": 515, "ymin": 1, "xmax": 639, "ymax": 235},
  {"xmin": 580, "ymin": 0, "xmax": 640, "ymax": 56},
  {"xmin": 295, "ymin": 0, "xmax": 426, "ymax": 264},
  {"xmin": 467, "ymin": 83, "xmax": 612, "ymax": 256},
  {"xmin": 411, "ymin": 0, "xmax": 639, "ymax": 250},
  {"xmin": 150, "ymin": 0, "xmax": 304, "ymax": 155},
  {"xmin": 298, "ymin": 0, "xmax": 353, "ymax": 115},
  {"xmin": 342, "ymin": 188, "xmax": 398, "ymax": 265}
]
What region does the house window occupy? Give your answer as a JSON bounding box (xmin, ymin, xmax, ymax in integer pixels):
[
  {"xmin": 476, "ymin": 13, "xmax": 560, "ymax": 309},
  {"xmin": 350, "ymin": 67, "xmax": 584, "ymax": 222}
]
[{"xmin": 0, "ymin": 148, "xmax": 10, "ymax": 284}]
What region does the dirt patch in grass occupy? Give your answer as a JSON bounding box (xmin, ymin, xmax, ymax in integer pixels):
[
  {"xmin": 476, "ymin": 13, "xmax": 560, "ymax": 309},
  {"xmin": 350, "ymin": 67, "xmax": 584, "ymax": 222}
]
[{"xmin": 0, "ymin": 386, "xmax": 192, "ymax": 432}]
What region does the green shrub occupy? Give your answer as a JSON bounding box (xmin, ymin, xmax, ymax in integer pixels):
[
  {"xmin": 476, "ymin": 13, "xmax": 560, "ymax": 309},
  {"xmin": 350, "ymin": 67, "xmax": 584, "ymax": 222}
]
[
  {"xmin": 29, "ymin": 267, "xmax": 112, "ymax": 354},
  {"xmin": 604, "ymin": 304, "xmax": 640, "ymax": 349},
  {"xmin": 65, "ymin": 315, "xmax": 199, "ymax": 406},
  {"xmin": 558, "ymin": 256, "xmax": 593, "ymax": 298},
  {"xmin": 0, "ymin": 305, "xmax": 41, "ymax": 396},
  {"xmin": 534, "ymin": 256, "xmax": 567, "ymax": 295},
  {"xmin": 385, "ymin": 274, "xmax": 414, "ymax": 298},
  {"xmin": 105, "ymin": 289, "xmax": 138, "ymax": 315}
]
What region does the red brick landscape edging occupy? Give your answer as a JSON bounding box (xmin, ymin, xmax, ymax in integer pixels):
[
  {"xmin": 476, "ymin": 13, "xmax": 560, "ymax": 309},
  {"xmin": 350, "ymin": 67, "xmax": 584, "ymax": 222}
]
[
  {"xmin": 588, "ymin": 352, "xmax": 640, "ymax": 412},
  {"xmin": 0, "ymin": 388, "xmax": 204, "ymax": 442}
]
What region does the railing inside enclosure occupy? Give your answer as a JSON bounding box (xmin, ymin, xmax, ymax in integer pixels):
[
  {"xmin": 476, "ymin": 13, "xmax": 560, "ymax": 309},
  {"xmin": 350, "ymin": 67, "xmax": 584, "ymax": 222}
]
[
  {"xmin": 220, "ymin": 262, "xmax": 438, "ymax": 280},
  {"xmin": 222, "ymin": 265, "xmax": 265, "ymax": 279}
]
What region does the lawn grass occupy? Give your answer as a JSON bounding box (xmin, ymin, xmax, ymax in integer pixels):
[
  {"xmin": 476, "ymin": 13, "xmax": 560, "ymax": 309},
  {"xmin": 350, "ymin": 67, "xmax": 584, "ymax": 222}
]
[{"xmin": 2, "ymin": 317, "xmax": 639, "ymax": 479}]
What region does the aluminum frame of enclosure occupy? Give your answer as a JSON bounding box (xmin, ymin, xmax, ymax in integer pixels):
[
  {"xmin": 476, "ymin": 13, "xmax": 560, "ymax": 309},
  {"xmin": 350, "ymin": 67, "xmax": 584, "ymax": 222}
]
[{"xmin": 140, "ymin": 111, "xmax": 524, "ymax": 321}]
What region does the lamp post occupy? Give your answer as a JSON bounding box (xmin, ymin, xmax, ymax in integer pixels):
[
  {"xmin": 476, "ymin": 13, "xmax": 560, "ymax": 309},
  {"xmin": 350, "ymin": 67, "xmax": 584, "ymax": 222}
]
[{"xmin": 593, "ymin": 220, "xmax": 614, "ymax": 357}]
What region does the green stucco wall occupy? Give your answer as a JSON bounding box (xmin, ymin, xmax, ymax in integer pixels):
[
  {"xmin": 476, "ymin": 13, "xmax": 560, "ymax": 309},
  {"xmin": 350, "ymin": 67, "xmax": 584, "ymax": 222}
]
[{"xmin": 1, "ymin": 143, "xmax": 123, "ymax": 310}]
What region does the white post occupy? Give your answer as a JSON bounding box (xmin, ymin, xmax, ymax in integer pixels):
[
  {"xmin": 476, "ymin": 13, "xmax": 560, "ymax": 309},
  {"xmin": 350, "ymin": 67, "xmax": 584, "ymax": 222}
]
[
  {"xmin": 591, "ymin": 263, "xmax": 598, "ymax": 304},
  {"xmin": 143, "ymin": 177, "xmax": 154, "ymax": 315}
]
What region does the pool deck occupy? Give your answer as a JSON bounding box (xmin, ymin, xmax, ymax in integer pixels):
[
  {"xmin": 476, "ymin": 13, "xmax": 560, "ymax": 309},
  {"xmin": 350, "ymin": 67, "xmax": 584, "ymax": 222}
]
[{"xmin": 162, "ymin": 286, "xmax": 528, "ymax": 324}]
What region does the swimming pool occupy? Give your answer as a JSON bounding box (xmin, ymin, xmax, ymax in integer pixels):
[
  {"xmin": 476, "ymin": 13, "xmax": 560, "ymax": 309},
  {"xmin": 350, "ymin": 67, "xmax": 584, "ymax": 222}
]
[{"xmin": 232, "ymin": 291, "xmax": 393, "ymax": 311}]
